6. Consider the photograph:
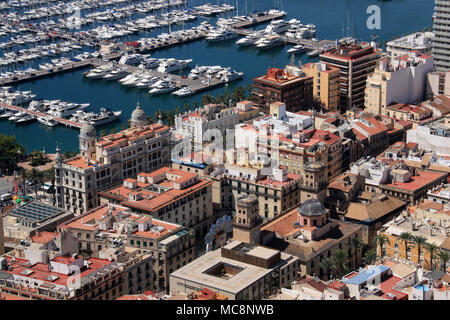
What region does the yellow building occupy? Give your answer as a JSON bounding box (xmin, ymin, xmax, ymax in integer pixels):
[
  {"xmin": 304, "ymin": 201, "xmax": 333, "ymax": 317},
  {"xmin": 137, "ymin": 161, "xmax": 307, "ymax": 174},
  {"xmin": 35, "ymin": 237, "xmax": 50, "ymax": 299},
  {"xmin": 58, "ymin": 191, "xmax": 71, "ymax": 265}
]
[
  {"xmin": 303, "ymin": 62, "xmax": 340, "ymax": 111},
  {"xmin": 365, "ymin": 67, "xmax": 390, "ymax": 115}
]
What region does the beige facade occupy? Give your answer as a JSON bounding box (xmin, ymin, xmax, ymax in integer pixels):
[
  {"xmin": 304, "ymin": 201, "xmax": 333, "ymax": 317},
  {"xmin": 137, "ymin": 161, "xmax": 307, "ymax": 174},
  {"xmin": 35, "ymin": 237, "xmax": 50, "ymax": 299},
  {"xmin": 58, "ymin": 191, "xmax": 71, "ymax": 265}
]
[
  {"xmin": 303, "ymin": 62, "xmax": 340, "ymax": 111},
  {"xmin": 54, "ymin": 104, "xmax": 172, "ymax": 215},
  {"xmin": 98, "ymin": 167, "xmax": 214, "ymax": 238},
  {"xmin": 58, "ymin": 204, "xmax": 195, "ymax": 293},
  {"xmin": 426, "ymin": 71, "xmax": 450, "ymax": 98},
  {"xmin": 170, "ymin": 241, "xmax": 300, "ymax": 300}
]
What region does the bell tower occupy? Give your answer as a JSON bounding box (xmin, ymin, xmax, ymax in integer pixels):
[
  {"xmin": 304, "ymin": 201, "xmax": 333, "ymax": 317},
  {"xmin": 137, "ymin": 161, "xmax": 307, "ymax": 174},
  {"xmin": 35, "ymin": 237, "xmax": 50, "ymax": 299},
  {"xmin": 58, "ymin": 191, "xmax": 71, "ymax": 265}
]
[
  {"xmin": 79, "ymin": 124, "xmax": 97, "ymax": 160},
  {"xmin": 232, "ymin": 195, "xmax": 262, "ymax": 244}
]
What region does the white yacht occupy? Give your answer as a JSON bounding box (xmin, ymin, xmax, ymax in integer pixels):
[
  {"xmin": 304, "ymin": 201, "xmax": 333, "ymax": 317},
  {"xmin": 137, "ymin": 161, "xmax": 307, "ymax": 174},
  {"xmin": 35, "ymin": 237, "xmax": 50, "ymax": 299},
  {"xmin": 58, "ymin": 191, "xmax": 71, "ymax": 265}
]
[
  {"xmin": 173, "ymin": 86, "xmax": 194, "ymax": 97},
  {"xmin": 264, "ymin": 20, "xmax": 290, "ymax": 34},
  {"xmin": 37, "ymin": 116, "xmax": 58, "ymax": 127},
  {"xmin": 221, "ymin": 70, "xmax": 244, "ymax": 83},
  {"xmin": 88, "ymin": 108, "xmax": 122, "ymax": 127},
  {"xmin": 256, "ymin": 36, "xmax": 285, "ymax": 50},
  {"xmin": 118, "ymin": 53, "xmax": 147, "ymax": 65},
  {"xmin": 156, "ymin": 58, "xmax": 193, "ymax": 73},
  {"xmin": 15, "ymin": 113, "xmax": 35, "ymax": 124},
  {"xmin": 149, "ymin": 80, "xmax": 175, "ymax": 95},
  {"xmin": 103, "ymin": 69, "xmax": 129, "ymax": 80},
  {"xmin": 139, "ymin": 58, "xmax": 160, "ymax": 69},
  {"xmin": 47, "ymin": 103, "xmax": 90, "ymax": 118},
  {"xmin": 235, "ymin": 32, "xmax": 264, "ymax": 46},
  {"xmin": 0, "ymin": 110, "xmax": 16, "ymax": 119},
  {"xmin": 8, "ymin": 111, "xmax": 26, "ymax": 121},
  {"xmin": 287, "ymin": 44, "xmax": 307, "ymax": 54},
  {"xmin": 122, "ymin": 75, "xmax": 142, "ymax": 87},
  {"xmin": 206, "ymin": 28, "xmax": 238, "ymax": 42},
  {"xmin": 119, "ymin": 74, "xmax": 136, "ymax": 83},
  {"xmin": 307, "ymin": 49, "xmax": 323, "ymax": 57},
  {"xmin": 135, "ymin": 76, "xmax": 160, "ymax": 89},
  {"xmin": 84, "ymin": 65, "xmax": 113, "ymax": 79}
]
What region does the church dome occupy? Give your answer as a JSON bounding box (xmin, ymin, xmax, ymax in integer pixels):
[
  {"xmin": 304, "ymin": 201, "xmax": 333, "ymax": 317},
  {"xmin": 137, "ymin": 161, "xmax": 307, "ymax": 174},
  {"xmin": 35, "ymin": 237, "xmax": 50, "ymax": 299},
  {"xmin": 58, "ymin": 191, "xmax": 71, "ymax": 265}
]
[
  {"xmin": 79, "ymin": 124, "xmax": 96, "ymax": 139},
  {"xmin": 131, "ymin": 102, "xmax": 147, "ymax": 123},
  {"xmin": 297, "ymin": 199, "xmax": 326, "ymax": 217}
]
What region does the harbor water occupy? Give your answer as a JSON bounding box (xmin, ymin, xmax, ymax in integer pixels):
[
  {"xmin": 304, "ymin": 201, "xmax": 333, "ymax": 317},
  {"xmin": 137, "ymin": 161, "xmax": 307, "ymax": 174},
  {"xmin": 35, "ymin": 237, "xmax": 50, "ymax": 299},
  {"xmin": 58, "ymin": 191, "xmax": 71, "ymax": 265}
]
[{"xmin": 0, "ymin": 0, "xmax": 434, "ymax": 152}]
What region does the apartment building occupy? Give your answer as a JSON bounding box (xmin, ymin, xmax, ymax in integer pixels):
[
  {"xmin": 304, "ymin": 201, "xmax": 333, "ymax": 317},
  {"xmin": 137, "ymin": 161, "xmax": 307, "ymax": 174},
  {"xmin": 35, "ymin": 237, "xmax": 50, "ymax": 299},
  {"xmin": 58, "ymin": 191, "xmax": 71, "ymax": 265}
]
[
  {"xmin": 386, "ymin": 31, "xmax": 434, "ymax": 58},
  {"xmin": 54, "ymin": 103, "xmax": 172, "ymax": 215},
  {"xmin": 98, "ymin": 167, "xmax": 213, "ymax": 238},
  {"xmin": 364, "ymin": 53, "xmax": 433, "ymax": 115},
  {"xmin": 58, "ymin": 203, "xmax": 195, "ymax": 293},
  {"xmin": 407, "ymin": 115, "xmax": 450, "ymax": 156},
  {"xmin": 211, "ymin": 164, "xmax": 302, "ymax": 220},
  {"xmin": 170, "ymin": 240, "xmax": 300, "ymax": 300},
  {"xmin": 235, "ymin": 103, "xmax": 343, "ymax": 182},
  {"xmin": 303, "ymin": 62, "xmax": 340, "ymax": 111},
  {"xmin": 320, "ymin": 42, "xmax": 382, "ymax": 109},
  {"xmin": 252, "ymin": 67, "xmax": 313, "ymax": 113},
  {"xmin": 426, "ymin": 71, "xmax": 450, "ymax": 97},
  {"xmin": 174, "ymin": 103, "xmax": 239, "ymax": 143},
  {"xmin": 432, "ymin": 0, "xmax": 450, "ymax": 70},
  {"xmin": 379, "ymin": 207, "xmax": 449, "ymax": 270},
  {"xmin": 351, "ymin": 158, "xmax": 448, "ymax": 204},
  {"xmin": 350, "ymin": 117, "xmax": 389, "ymax": 158},
  {"xmin": 0, "ymin": 249, "xmax": 153, "ymax": 300}
]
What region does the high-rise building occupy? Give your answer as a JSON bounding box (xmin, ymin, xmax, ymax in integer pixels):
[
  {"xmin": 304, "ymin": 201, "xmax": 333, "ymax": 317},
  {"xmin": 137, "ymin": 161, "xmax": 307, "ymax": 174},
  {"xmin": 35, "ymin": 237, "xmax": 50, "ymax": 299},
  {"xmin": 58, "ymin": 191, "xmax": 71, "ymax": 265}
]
[
  {"xmin": 433, "ymin": 0, "xmax": 450, "ymax": 71},
  {"xmin": 252, "ymin": 67, "xmax": 313, "ymax": 113},
  {"xmin": 320, "ymin": 42, "xmax": 382, "ymax": 110}
]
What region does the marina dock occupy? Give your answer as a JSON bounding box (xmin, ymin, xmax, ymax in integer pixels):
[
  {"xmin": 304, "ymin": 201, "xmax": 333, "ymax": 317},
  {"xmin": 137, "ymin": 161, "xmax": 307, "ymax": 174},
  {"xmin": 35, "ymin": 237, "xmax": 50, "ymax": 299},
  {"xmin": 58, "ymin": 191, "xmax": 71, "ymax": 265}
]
[
  {"xmin": 0, "ymin": 102, "xmax": 83, "ymax": 128},
  {"xmin": 283, "ymin": 37, "xmax": 337, "ymax": 51},
  {"xmin": 93, "ymin": 61, "xmax": 227, "ymax": 94},
  {"xmin": 231, "ymin": 12, "xmax": 287, "ymax": 29}
]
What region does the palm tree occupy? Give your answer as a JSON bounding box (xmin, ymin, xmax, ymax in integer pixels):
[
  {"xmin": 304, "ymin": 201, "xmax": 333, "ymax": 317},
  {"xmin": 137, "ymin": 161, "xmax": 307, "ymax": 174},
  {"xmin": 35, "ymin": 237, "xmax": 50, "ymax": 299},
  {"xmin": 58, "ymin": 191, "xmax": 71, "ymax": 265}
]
[
  {"xmin": 332, "ymin": 249, "xmax": 348, "ymax": 278},
  {"xmin": 319, "ymin": 258, "xmax": 333, "ymax": 280},
  {"xmin": 20, "ymin": 169, "xmax": 28, "ymax": 196},
  {"xmin": 374, "ymin": 233, "xmax": 390, "ymax": 260},
  {"xmin": 350, "ymin": 236, "xmax": 363, "ymax": 270},
  {"xmin": 28, "ymin": 168, "xmax": 43, "ymax": 198},
  {"xmin": 398, "ymin": 232, "xmax": 412, "ymax": 260},
  {"xmin": 425, "ymin": 243, "xmax": 439, "ymax": 271},
  {"xmin": 439, "ymin": 251, "xmax": 449, "ymax": 271},
  {"xmin": 174, "ymin": 105, "xmax": 181, "ymax": 116},
  {"xmin": 411, "ymin": 235, "xmax": 427, "ymax": 265},
  {"xmin": 364, "ymin": 250, "xmax": 377, "ymax": 265}
]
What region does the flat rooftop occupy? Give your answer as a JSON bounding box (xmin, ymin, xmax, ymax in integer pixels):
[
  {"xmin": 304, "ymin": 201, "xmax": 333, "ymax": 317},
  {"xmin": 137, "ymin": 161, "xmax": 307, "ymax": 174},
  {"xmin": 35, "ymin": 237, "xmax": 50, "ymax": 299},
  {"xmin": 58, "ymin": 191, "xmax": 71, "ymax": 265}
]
[
  {"xmin": 170, "ymin": 248, "xmax": 275, "ymax": 294},
  {"xmin": 9, "ymin": 201, "xmax": 64, "ymax": 223}
]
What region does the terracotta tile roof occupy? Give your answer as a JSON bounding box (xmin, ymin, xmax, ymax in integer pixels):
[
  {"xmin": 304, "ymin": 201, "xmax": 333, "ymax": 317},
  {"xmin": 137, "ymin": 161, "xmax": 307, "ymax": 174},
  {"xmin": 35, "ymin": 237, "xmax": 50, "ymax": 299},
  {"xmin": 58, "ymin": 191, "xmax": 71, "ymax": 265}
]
[
  {"xmin": 382, "ymin": 170, "xmax": 447, "ymax": 192},
  {"xmin": 345, "ymin": 196, "xmax": 406, "ymax": 222},
  {"xmin": 31, "ymin": 231, "xmax": 58, "ymax": 244}
]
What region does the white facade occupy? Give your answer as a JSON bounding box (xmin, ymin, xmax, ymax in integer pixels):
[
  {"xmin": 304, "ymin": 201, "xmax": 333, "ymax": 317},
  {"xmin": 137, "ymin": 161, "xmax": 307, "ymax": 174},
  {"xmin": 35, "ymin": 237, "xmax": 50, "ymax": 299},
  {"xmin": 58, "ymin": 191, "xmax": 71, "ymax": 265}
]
[
  {"xmin": 406, "ymin": 118, "xmax": 450, "ymax": 156},
  {"xmin": 386, "ymin": 32, "xmax": 434, "ymax": 58},
  {"xmin": 365, "ymin": 53, "xmax": 434, "ymax": 115},
  {"xmin": 174, "ymin": 104, "xmax": 239, "ymax": 143}
]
